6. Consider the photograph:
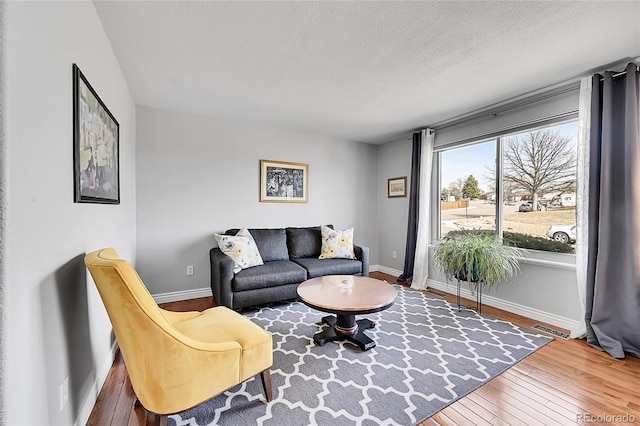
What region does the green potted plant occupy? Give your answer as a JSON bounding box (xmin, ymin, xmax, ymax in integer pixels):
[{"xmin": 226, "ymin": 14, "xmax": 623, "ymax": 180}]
[{"xmin": 432, "ymin": 232, "xmax": 523, "ymax": 313}]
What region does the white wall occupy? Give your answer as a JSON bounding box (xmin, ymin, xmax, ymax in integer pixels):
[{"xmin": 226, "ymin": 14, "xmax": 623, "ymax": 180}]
[
  {"xmin": 3, "ymin": 2, "xmax": 136, "ymax": 425},
  {"xmin": 377, "ymin": 136, "xmax": 412, "ymax": 273},
  {"xmin": 0, "ymin": 1, "xmax": 7, "ymax": 422},
  {"xmin": 427, "ymin": 256, "xmax": 580, "ymax": 330},
  {"xmin": 136, "ymin": 105, "xmax": 378, "ymax": 295}
]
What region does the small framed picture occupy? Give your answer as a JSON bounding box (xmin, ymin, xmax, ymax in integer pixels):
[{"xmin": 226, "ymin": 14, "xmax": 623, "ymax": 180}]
[
  {"xmin": 73, "ymin": 64, "xmax": 120, "ymax": 204},
  {"xmin": 388, "ymin": 176, "xmax": 407, "ymax": 198},
  {"xmin": 260, "ymin": 160, "xmax": 308, "ymax": 203}
]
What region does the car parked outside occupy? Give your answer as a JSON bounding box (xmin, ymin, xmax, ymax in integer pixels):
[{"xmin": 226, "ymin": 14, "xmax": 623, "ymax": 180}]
[
  {"xmin": 518, "ymin": 203, "xmax": 532, "ymax": 212},
  {"xmin": 547, "ymin": 224, "xmax": 576, "ymax": 243}
]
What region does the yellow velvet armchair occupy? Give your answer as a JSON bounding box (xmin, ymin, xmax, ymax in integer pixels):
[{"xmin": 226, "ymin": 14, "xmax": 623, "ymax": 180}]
[{"xmin": 85, "ymin": 248, "xmax": 273, "ymax": 421}]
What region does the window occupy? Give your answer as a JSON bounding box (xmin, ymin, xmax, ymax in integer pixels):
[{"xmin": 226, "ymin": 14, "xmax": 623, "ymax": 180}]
[
  {"xmin": 440, "ymin": 139, "xmax": 496, "ymax": 235},
  {"xmin": 439, "ymin": 121, "xmax": 578, "ymax": 253}
]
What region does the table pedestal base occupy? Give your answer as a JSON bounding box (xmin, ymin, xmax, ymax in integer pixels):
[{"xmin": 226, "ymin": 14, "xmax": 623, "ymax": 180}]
[{"xmin": 313, "ymin": 314, "xmax": 376, "ymax": 351}]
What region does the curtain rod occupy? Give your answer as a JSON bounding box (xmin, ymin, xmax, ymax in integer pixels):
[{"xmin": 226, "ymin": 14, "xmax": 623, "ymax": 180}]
[
  {"xmin": 429, "ymin": 63, "xmax": 638, "ymax": 132},
  {"xmin": 432, "ymin": 111, "xmax": 578, "ymax": 153},
  {"xmin": 399, "ymin": 60, "xmax": 639, "ymax": 141},
  {"xmin": 601, "ymin": 65, "xmax": 639, "ymax": 81},
  {"xmin": 400, "ymin": 80, "xmax": 580, "ymax": 140},
  {"xmin": 432, "ymin": 82, "xmax": 579, "ymax": 132}
]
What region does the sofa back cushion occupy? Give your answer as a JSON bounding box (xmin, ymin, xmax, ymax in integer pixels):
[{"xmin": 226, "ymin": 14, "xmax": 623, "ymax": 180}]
[
  {"xmin": 226, "ymin": 228, "xmax": 289, "ymax": 262},
  {"xmin": 286, "ymin": 225, "xmax": 333, "ymax": 259}
]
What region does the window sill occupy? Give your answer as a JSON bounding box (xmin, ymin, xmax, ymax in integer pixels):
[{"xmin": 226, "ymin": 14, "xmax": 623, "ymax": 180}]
[{"xmin": 517, "ymin": 249, "xmax": 576, "ymax": 270}]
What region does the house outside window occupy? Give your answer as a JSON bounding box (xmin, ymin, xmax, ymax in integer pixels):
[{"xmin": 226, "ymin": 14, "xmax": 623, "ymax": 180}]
[{"xmin": 438, "ymin": 120, "xmax": 578, "ymax": 254}]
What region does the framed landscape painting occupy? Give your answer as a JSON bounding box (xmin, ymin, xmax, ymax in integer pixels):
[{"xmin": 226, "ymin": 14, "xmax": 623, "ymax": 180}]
[
  {"xmin": 73, "ymin": 64, "xmax": 120, "ymax": 204},
  {"xmin": 260, "ymin": 160, "xmax": 308, "ymax": 203},
  {"xmin": 388, "ymin": 176, "xmax": 407, "ymax": 198}
]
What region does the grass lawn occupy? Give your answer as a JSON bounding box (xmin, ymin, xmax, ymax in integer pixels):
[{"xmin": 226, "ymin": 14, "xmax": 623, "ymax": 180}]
[
  {"xmin": 453, "ymin": 207, "xmax": 576, "ymax": 239},
  {"xmin": 504, "ymin": 208, "xmax": 576, "ymax": 226},
  {"xmin": 502, "ymin": 208, "xmax": 575, "ymax": 238}
]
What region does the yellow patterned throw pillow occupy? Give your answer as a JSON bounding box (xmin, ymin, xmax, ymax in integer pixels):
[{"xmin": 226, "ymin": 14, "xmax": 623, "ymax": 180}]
[
  {"xmin": 214, "ymin": 228, "xmax": 264, "ymax": 273},
  {"xmin": 319, "ymin": 225, "xmax": 356, "ymax": 259}
]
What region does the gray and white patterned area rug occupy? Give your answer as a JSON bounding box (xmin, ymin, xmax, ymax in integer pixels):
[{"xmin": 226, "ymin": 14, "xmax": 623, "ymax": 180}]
[{"xmin": 169, "ymin": 284, "xmax": 552, "ymax": 426}]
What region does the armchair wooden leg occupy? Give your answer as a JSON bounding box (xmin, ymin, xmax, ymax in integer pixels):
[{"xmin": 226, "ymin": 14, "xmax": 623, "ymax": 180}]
[
  {"xmin": 260, "ymin": 369, "xmax": 273, "ymax": 402},
  {"xmin": 156, "ymin": 414, "xmax": 167, "ymax": 426}
]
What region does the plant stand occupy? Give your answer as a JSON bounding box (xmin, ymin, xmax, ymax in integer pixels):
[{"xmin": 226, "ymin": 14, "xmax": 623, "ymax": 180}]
[{"xmin": 456, "ymin": 280, "xmax": 484, "ymax": 314}]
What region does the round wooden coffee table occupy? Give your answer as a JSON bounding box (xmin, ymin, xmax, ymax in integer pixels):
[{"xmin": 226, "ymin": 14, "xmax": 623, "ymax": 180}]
[{"xmin": 297, "ymin": 275, "xmax": 397, "ymax": 351}]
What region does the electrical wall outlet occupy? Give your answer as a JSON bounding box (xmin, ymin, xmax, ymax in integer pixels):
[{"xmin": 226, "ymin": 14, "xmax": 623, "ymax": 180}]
[
  {"xmin": 60, "ymin": 377, "xmax": 68, "ymax": 411},
  {"xmin": 392, "ymin": 251, "xmax": 397, "ymax": 259},
  {"xmin": 186, "ymin": 265, "xmax": 194, "ymax": 276}
]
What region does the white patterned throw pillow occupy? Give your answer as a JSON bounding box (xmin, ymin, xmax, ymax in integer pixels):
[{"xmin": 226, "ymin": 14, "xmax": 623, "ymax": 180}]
[
  {"xmin": 319, "ymin": 225, "xmax": 356, "ymax": 259},
  {"xmin": 214, "ymin": 228, "xmax": 264, "ymax": 273}
]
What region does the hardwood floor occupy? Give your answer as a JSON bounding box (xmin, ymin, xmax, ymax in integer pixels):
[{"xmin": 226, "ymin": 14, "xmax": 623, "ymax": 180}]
[{"xmin": 87, "ymin": 272, "xmax": 640, "ymax": 425}]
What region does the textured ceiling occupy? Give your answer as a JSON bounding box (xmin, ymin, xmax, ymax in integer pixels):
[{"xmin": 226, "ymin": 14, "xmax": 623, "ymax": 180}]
[{"xmin": 93, "ymin": 1, "xmax": 640, "ymax": 144}]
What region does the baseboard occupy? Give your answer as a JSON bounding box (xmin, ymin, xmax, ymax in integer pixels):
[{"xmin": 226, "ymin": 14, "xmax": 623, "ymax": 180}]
[
  {"xmin": 76, "ymin": 340, "xmax": 119, "ymax": 426},
  {"xmin": 152, "ymin": 267, "xmax": 399, "ymax": 303},
  {"xmin": 372, "ymin": 266, "xmax": 579, "ymax": 331},
  {"xmin": 149, "ymin": 271, "xmax": 579, "ymax": 332},
  {"xmin": 150, "ymin": 268, "xmax": 401, "ymax": 303},
  {"xmin": 373, "ymin": 265, "xmax": 403, "ymax": 277},
  {"xmin": 151, "ymin": 269, "xmax": 402, "ymax": 303},
  {"xmin": 153, "ymin": 287, "xmax": 213, "ymax": 304},
  {"xmin": 426, "ymin": 278, "xmax": 580, "ymax": 331}
]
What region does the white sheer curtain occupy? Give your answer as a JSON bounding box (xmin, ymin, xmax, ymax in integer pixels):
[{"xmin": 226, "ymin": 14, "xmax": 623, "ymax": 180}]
[
  {"xmin": 410, "ymin": 129, "xmax": 434, "ymax": 290},
  {"xmin": 572, "ymin": 76, "xmax": 591, "ymax": 339}
]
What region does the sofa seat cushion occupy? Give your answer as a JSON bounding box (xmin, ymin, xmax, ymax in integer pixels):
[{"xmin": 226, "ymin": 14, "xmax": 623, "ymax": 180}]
[
  {"xmin": 172, "ymin": 306, "xmax": 272, "ymax": 381},
  {"xmin": 292, "ymin": 257, "xmax": 362, "ymax": 278},
  {"xmin": 232, "ymin": 260, "xmax": 307, "ymax": 292}
]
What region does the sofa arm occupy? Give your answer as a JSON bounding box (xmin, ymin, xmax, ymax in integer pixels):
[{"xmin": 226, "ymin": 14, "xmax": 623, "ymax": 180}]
[
  {"xmin": 210, "ymin": 248, "xmax": 236, "ymax": 309},
  {"xmin": 354, "ymin": 245, "xmax": 370, "ymax": 277}
]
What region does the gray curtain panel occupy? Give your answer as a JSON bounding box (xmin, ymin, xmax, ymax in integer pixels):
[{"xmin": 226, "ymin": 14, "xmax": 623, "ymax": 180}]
[
  {"xmin": 398, "ymin": 132, "xmax": 421, "ymax": 284},
  {"xmin": 585, "ymin": 62, "xmax": 640, "ymax": 359}
]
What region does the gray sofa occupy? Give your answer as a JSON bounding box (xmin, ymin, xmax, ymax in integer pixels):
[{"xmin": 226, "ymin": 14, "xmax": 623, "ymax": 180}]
[{"xmin": 210, "ymin": 226, "xmax": 369, "ymax": 310}]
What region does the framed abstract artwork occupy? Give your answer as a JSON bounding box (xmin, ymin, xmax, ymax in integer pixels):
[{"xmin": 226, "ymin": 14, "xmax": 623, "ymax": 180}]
[
  {"xmin": 73, "ymin": 64, "xmax": 120, "ymax": 204},
  {"xmin": 388, "ymin": 176, "xmax": 407, "ymax": 198},
  {"xmin": 260, "ymin": 160, "xmax": 308, "ymax": 203}
]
